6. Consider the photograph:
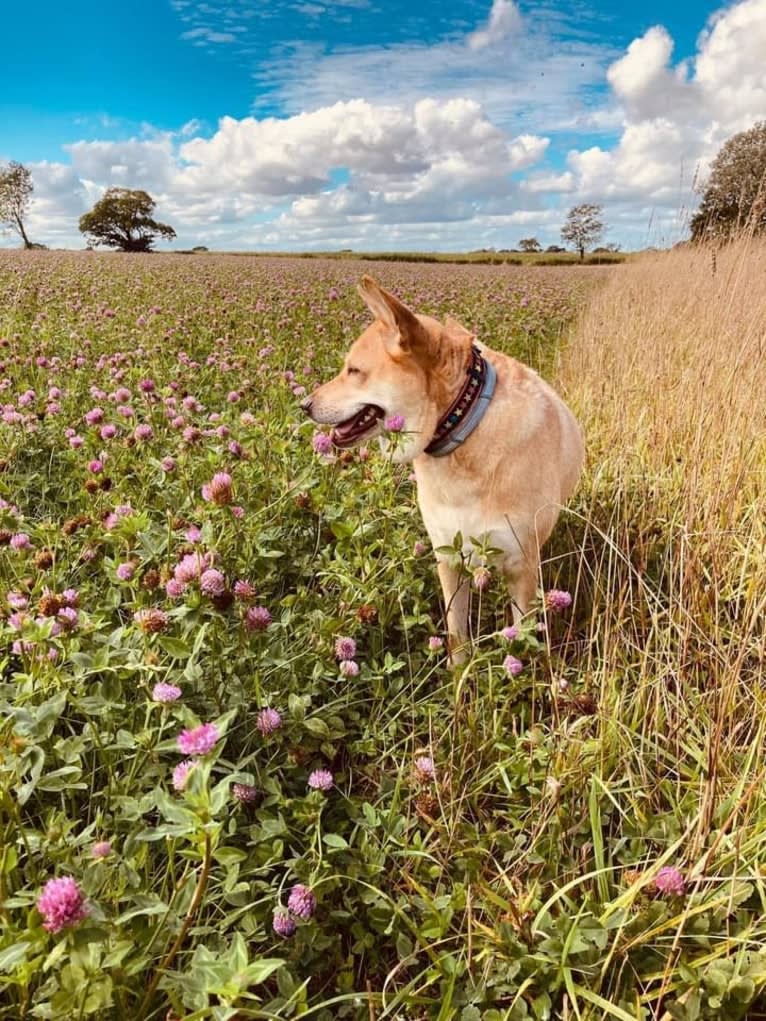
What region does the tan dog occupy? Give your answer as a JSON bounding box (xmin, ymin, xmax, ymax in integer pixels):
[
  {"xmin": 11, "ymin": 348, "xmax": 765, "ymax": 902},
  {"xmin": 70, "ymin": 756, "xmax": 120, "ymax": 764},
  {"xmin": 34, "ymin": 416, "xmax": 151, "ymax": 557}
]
[{"xmin": 303, "ymin": 276, "xmax": 584, "ymax": 662}]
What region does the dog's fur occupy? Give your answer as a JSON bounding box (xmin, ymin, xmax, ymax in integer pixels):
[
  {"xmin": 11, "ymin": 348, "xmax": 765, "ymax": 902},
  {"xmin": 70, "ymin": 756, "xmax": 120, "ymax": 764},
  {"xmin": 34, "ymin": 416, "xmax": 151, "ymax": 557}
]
[{"xmin": 304, "ymin": 276, "xmax": 584, "ymax": 662}]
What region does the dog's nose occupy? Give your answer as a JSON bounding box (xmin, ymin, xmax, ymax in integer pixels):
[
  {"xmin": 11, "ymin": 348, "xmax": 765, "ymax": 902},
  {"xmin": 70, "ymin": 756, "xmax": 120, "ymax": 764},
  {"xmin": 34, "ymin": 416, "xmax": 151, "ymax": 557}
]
[{"xmin": 300, "ymin": 397, "xmax": 313, "ymax": 415}]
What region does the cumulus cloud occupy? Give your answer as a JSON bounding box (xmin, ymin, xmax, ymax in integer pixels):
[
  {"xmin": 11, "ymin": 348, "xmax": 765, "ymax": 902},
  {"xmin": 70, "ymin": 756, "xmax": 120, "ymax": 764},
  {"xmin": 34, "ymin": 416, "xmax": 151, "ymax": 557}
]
[
  {"xmin": 468, "ymin": 0, "xmax": 522, "ymax": 50},
  {"xmin": 6, "ymin": 0, "xmax": 765, "ymax": 253},
  {"xmin": 567, "ymin": 0, "xmax": 766, "ymax": 219},
  {"xmin": 13, "ymin": 97, "xmax": 548, "ymax": 249},
  {"xmin": 175, "ymin": 98, "xmax": 545, "ymax": 203}
]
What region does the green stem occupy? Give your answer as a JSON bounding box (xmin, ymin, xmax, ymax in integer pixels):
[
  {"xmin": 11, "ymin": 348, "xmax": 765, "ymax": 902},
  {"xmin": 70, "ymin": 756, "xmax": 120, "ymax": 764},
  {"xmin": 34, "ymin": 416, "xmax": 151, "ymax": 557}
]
[{"xmin": 137, "ymin": 831, "xmax": 212, "ymax": 1019}]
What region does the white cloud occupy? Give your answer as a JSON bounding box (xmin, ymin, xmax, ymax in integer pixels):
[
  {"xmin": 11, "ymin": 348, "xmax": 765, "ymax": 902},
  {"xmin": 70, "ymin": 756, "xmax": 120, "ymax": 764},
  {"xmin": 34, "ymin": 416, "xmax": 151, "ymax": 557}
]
[
  {"xmin": 175, "ymin": 97, "xmax": 546, "ymax": 206},
  {"xmin": 5, "ymin": 0, "xmax": 765, "ymax": 253},
  {"xmin": 567, "ymin": 0, "xmax": 766, "ymax": 220},
  {"xmin": 181, "ymin": 27, "xmax": 237, "ymax": 43},
  {"xmin": 467, "ymin": 0, "xmax": 522, "ymax": 50}
]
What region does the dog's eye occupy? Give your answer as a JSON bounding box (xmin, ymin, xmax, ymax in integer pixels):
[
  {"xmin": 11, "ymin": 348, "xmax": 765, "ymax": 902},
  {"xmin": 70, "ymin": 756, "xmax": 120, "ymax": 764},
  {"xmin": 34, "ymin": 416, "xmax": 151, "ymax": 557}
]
[{"xmin": 347, "ymin": 366, "xmax": 361, "ymax": 376}]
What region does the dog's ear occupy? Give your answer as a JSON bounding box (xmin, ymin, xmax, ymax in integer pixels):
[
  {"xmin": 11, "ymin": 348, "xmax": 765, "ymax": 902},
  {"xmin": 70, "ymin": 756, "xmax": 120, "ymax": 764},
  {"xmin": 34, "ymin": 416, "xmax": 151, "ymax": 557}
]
[{"xmin": 357, "ymin": 276, "xmax": 426, "ymax": 356}]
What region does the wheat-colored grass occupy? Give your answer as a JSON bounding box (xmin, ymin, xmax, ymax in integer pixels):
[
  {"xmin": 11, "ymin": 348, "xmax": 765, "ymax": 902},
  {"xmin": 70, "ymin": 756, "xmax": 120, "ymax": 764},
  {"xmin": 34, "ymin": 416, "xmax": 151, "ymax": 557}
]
[{"xmin": 543, "ymin": 238, "xmax": 766, "ymax": 1014}]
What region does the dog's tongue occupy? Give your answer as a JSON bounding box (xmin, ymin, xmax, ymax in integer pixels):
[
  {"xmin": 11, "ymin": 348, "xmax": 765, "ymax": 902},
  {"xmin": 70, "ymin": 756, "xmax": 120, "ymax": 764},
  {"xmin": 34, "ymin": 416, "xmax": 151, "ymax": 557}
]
[{"xmin": 331, "ymin": 405, "xmax": 382, "ymax": 446}]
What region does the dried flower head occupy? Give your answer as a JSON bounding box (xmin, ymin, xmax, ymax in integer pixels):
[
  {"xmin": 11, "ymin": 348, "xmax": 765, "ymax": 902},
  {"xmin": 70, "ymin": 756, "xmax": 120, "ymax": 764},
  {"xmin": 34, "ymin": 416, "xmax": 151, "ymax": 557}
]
[
  {"xmin": 232, "ymin": 783, "xmax": 260, "ymax": 804},
  {"xmin": 135, "ymin": 608, "xmax": 170, "ymax": 633},
  {"xmin": 201, "ymin": 472, "xmax": 233, "ymax": 505}
]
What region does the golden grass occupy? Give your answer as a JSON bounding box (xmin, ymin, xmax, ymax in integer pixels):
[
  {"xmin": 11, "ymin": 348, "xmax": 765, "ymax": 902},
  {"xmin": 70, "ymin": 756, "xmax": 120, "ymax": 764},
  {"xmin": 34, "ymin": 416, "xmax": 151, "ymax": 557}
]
[
  {"xmin": 554, "ymin": 237, "xmax": 766, "ymax": 856},
  {"xmin": 526, "ymin": 238, "xmax": 766, "ymax": 1015}
]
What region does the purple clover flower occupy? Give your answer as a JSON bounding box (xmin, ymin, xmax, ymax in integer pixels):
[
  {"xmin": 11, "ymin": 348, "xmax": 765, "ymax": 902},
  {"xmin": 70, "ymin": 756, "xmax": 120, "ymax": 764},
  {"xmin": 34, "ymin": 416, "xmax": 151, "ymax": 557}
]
[
  {"xmin": 256, "ymin": 708, "xmax": 282, "ymax": 735},
  {"xmin": 245, "ymin": 606, "xmax": 272, "ymax": 631},
  {"xmin": 312, "ymin": 431, "xmax": 333, "ymax": 456},
  {"xmin": 307, "ymin": 769, "xmax": 334, "ymax": 792},
  {"xmin": 199, "ymin": 568, "xmax": 226, "ymax": 597},
  {"xmin": 414, "ymin": 756, "xmax": 435, "ymax": 782},
  {"xmin": 339, "ymin": 659, "xmax": 359, "ymax": 677},
  {"xmin": 655, "ymin": 866, "xmax": 685, "ymax": 896},
  {"xmin": 272, "ymin": 910, "xmax": 296, "ymax": 937},
  {"xmin": 172, "ymin": 759, "xmax": 195, "ymax": 791},
  {"xmin": 177, "ymin": 722, "xmax": 219, "ymax": 756},
  {"xmin": 504, "ymin": 655, "xmax": 523, "ymax": 677},
  {"xmin": 544, "ymin": 589, "xmax": 573, "ymax": 613},
  {"xmin": 201, "ymin": 472, "xmax": 233, "ymax": 505},
  {"xmin": 232, "ymin": 782, "xmax": 260, "ymax": 804},
  {"xmin": 287, "ymin": 884, "xmax": 316, "ymax": 920},
  {"xmin": 334, "ymin": 636, "xmax": 356, "ymax": 660},
  {"xmin": 37, "ymin": 877, "xmax": 88, "ymax": 933},
  {"xmin": 384, "ymin": 414, "xmax": 405, "ymax": 432},
  {"xmin": 152, "ymin": 682, "xmax": 182, "ymax": 704}
]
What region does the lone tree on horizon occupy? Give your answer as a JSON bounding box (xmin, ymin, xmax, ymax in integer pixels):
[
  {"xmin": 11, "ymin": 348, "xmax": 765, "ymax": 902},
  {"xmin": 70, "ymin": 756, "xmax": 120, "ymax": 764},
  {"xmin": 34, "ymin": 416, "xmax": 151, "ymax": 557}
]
[
  {"xmin": 0, "ymin": 161, "xmax": 34, "ymax": 249},
  {"xmin": 690, "ymin": 121, "xmax": 766, "ymax": 241},
  {"xmin": 561, "ymin": 203, "xmax": 604, "ymax": 260},
  {"xmin": 519, "ymin": 237, "xmax": 542, "ymax": 252},
  {"xmin": 79, "ymin": 188, "xmax": 176, "ymax": 252}
]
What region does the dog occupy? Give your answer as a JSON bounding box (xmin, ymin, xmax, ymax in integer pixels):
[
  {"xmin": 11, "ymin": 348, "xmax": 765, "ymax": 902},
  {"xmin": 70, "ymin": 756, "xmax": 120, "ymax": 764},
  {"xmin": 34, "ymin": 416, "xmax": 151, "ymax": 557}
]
[{"xmin": 303, "ymin": 276, "xmax": 584, "ymax": 663}]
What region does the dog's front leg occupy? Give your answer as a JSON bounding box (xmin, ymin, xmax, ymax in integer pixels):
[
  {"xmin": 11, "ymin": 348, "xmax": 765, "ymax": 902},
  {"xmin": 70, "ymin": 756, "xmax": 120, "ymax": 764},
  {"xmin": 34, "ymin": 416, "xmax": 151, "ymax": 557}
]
[
  {"xmin": 504, "ymin": 556, "xmax": 538, "ymax": 626},
  {"xmin": 436, "ymin": 558, "xmax": 471, "ymax": 667}
]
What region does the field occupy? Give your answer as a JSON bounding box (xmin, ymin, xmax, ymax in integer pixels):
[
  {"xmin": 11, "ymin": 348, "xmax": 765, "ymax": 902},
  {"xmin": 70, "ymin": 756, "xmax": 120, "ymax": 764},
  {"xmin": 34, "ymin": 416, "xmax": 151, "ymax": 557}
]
[{"xmin": 0, "ymin": 243, "xmax": 765, "ymax": 1021}]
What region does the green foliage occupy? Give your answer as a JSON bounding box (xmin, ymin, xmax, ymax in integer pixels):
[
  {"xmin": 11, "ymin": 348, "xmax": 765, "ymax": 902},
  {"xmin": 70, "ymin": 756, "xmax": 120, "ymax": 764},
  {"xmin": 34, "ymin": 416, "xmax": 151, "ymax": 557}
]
[
  {"xmin": 690, "ymin": 121, "xmax": 766, "ymax": 241},
  {"xmin": 560, "ymin": 204, "xmax": 605, "ymax": 260},
  {"xmin": 0, "ymin": 160, "xmax": 34, "ymax": 248},
  {"xmin": 0, "ymin": 252, "xmax": 764, "ymax": 1019},
  {"xmin": 79, "ymin": 187, "xmax": 177, "ymax": 252}
]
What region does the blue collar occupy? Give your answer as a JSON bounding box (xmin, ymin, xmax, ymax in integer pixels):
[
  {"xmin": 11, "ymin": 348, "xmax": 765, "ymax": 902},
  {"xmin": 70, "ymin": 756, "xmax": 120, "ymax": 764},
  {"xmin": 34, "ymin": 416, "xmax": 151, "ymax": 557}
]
[{"xmin": 424, "ymin": 346, "xmax": 497, "ymax": 457}]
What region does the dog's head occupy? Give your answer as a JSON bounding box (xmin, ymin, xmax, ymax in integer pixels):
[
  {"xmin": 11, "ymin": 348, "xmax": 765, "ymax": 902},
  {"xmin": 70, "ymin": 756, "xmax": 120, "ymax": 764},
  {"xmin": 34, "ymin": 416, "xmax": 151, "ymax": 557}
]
[{"xmin": 303, "ymin": 276, "xmax": 474, "ymax": 462}]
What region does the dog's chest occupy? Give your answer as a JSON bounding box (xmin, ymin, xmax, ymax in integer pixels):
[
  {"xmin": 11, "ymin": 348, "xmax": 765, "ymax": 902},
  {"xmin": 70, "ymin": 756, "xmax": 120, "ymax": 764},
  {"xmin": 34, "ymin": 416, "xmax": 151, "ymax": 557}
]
[{"xmin": 413, "ymin": 462, "xmax": 518, "ymax": 557}]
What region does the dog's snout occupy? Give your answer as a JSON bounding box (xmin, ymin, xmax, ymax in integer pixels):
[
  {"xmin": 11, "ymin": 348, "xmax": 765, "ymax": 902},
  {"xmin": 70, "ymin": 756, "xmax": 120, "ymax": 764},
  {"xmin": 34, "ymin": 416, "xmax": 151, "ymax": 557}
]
[{"xmin": 300, "ymin": 396, "xmax": 313, "ymax": 415}]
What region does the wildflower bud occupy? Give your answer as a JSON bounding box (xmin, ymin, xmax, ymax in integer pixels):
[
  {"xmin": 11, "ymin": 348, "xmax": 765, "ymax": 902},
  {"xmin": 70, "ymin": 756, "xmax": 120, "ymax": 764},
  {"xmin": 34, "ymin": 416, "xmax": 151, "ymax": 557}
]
[
  {"xmin": 232, "ymin": 783, "xmax": 260, "ymax": 804},
  {"xmin": 272, "ymin": 910, "xmax": 296, "ymax": 937},
  {"xmin": 472, "ymin": 566, "xmax": 491, "ymax": 591}
]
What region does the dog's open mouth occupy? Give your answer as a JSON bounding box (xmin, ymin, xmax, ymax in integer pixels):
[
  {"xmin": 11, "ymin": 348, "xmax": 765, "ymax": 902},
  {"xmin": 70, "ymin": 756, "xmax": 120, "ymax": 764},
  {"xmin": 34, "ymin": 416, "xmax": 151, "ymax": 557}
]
[{"xmin": 331, "ymin": 404, "xmax": 384, "ymax": 448}]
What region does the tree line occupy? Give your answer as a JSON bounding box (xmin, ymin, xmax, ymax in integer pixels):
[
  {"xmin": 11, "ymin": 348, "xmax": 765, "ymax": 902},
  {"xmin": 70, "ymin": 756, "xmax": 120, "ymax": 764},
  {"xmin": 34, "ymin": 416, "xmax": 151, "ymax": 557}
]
[{"xmin": 1, "ymin": 122, "xmax": 764, "ymax": 253}]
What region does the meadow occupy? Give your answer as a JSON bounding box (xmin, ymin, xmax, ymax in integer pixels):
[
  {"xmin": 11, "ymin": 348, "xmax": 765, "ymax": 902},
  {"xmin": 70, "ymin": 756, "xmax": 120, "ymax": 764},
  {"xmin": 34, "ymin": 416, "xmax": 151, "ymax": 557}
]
[{"xmin": 0, "ymin": 243, "xmax": 764, "ymax": 1021}]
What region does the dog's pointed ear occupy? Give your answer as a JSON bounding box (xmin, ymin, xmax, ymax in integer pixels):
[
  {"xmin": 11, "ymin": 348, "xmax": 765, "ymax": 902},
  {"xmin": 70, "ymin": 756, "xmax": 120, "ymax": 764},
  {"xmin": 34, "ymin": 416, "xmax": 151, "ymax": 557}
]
[{"xmin": 357, "ymin": 276, "xmax": 425, "ymax": 355}]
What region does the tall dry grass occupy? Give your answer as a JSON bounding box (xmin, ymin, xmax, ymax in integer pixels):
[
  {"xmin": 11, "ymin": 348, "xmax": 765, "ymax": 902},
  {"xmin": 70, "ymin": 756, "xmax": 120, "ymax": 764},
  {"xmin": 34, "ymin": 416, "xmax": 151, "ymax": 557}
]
[{"xmin": 543, "ymin": 238, "xmax": 766, "ymax": 1013}]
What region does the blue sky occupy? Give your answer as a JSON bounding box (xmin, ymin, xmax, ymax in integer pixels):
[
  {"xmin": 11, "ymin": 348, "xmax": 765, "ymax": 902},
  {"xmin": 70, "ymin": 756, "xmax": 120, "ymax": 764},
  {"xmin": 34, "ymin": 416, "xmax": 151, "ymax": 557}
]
[{"xmin": 1, "ymin": 0, "xmax": 764, "ymax": 250}]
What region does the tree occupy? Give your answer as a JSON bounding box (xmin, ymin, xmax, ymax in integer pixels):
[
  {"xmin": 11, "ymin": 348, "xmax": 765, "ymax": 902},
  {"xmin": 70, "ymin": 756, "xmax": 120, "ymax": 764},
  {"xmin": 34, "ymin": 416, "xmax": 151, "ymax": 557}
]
[
  {"xmin": 560, "ymin": 203, "xmax": 604, "ymax": 260},
  {"xmin": 519, "ymin": 237, "xmax": 541, "ymax": 253},
  {"xmin": 0, "ymin": 161, "xmax": 34, "ymax": 249},
  {"xmin": 79, "ymin": 188, "xmax": 176, "ymax": 252},
  {"xmin": 690, "ymin": 121, "xmax": 766, "ymax": 241}
]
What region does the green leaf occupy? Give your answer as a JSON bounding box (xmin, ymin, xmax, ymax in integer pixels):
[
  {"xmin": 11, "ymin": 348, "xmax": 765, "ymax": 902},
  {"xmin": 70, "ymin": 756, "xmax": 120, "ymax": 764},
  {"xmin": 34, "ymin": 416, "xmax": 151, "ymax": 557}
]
[
  {"xmin": 241, "ymin": 958, "xmax": 285, "ymax": 984},
  {"xmin": 158, "ymin": 637, "xmax": 192, "ymax": 659},
  {"xmin": 304, "ymin": 717, "xmax": 330, "ymax": 737},
  {"xmin": 0, "ymin": 941, "xmax": 31, "ymax": 973},
  {"xmin": 323, "ymin": 833, "xmax": 349, "ymax": 849}
]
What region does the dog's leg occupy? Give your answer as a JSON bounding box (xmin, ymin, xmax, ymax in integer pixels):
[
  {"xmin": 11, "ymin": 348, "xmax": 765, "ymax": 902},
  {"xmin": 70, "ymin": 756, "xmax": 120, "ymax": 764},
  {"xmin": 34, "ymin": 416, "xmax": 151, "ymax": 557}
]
[
  {"xmin": 436, "ymin": 558, "xmax": 471, "ymax": 666},
  {"xmin": 504, "ymin": 558, "xmax": 538, "ymax": 626}
]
